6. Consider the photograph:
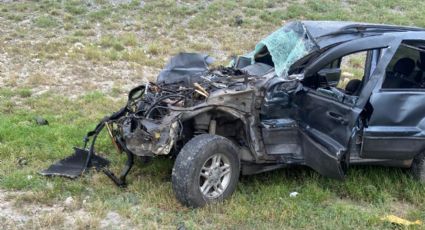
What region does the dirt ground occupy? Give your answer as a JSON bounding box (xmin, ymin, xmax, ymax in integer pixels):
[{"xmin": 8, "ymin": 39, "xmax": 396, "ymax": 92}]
[
  {"xmin": 0, "ymin": 51, "xmax": 158, "ymax": 99},
  {"xmin": 0, "ymin": 189, "xmax": 135, "ymax": 229}
]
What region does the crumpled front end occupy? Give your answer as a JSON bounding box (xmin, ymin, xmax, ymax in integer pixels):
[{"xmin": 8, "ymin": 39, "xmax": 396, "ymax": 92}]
[
  {"xmin": 109, "ymin": 53, "xmax": 270, "ymax": 158},
  {"xmin": 41, "ymin": 52, "xmax": 270, "ymax": 187},
  {"xmin": 121, "ymin": 117, "xmax": 180, "ymax": 156}
]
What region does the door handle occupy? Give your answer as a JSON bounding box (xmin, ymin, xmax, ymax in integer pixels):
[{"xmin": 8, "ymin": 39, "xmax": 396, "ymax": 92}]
[{"xmin": 326, "ymin": 111, "xmax": 348, "ymax": 125}]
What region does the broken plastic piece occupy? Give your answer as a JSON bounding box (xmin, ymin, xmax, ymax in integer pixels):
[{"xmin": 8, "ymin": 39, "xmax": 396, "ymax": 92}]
[
  {"xmin": 34, "ymin": 116, "xmax": 49, "ymax": 126},
  {"xmin": 381, "ymin": 215, "xmax": 422, "ymax": 226},
  {"xmin": 39, "ymin": 147, "xmax": 109, "ymax": 178},
  {"xmin": 289, "ymin": 192, "xmax": 299, "ymax": 197}
]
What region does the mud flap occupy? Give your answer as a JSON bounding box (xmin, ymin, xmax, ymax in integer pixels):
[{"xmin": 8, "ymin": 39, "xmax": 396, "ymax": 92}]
[{"xmin": 40, "ymin": 148, "xmax": 109, "ymax": 179}]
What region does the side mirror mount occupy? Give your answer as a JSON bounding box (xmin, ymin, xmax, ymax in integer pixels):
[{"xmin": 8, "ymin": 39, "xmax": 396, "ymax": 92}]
[
  {"xmin": 317, "ymin": 68, "xmax": 341, "ymax": 87},
  {"xmin": 233, "ymin": 56, "xmax": 252, "ymax": 69},
  {"xmin": 128, "ymin": 86, "xmax": 145, "ymax": 101}
]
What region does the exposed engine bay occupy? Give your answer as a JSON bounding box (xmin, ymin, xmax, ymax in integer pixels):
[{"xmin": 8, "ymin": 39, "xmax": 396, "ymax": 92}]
[{"xmin": 119, "ymin": 66, "xmax": 271, "ymax": 157}]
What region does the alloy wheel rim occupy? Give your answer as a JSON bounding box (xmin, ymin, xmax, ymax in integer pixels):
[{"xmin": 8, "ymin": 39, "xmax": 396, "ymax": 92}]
[{"xmin": 199, "ymin": 153, "xmax": 232, "ymax": 199}]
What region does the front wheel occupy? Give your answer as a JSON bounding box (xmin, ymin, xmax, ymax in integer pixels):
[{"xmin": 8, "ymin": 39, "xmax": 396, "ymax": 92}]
[{"xmin": 172, "ymin": 134, "xmax": 240, "ymax": 208}]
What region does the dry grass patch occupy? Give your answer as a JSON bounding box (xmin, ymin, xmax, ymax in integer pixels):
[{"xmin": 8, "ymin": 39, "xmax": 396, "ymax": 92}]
[{"xmin": 25, "ymin": 72, "xmax": 55, "ymax": 86}]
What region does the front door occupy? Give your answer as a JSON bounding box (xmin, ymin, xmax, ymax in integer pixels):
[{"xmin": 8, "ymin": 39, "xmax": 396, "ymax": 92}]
[
  {"xmin": 293, "ymin": 36, "xmax": 399, "ymax": 179},
  {"xmin": 294, "ymin": 85, "xmax": 362, "ymax": 179}
]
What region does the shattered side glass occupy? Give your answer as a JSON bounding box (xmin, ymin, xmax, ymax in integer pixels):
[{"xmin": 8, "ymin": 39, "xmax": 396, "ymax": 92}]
[{"xmin": 245, "ymin": 21, "xmax": 316, "ymax": 77}]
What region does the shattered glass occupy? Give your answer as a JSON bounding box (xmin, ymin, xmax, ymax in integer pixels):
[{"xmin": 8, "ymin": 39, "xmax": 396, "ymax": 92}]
[{"xmin": 245, "ymin": 21, "xmax": 316, "ymax": 77}]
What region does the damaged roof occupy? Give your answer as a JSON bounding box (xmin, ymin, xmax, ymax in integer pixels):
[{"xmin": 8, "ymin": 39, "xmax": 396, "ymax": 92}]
[
  {"xmin": 246, "ymin": 20, "xmax": 425, "ymax": 78},
  {"xmin": 300, "ymin": 20, "xmax": 425, "ymax": 48}
]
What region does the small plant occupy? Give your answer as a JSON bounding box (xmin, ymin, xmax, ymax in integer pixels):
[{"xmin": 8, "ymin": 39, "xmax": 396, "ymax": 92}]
[
  {"xmin": 6, "ymin": 14, "xmax": 24, "ymax": 22},
  {"xmin": 18, "ymin": 89, "xmax": 32, "ymax": 98},
  {"xmin": 65, "ymin": 2, "xmax": 87, "ymax": 15},
  {"xmin": 146, "ymin": 43, "xmax": 161, "ymax": 55},
  {"xmin": 99, "ymin": 35, "xmax": 125, "ymax": 51},
  {"xmin": 3, "ymin": 100, "xmax": 14, "ymax": 113},
  {"xmin": 120, "ymin": 33, "xmax": 138, "ymax": 47},
  {"xmin": 33, "ymin": 15, "xmax": 59, "ymax": 28},
  {"xmin": 83, "ymin": 46, "xmax": 104, "ymax": 61},
  {"xmin": 122, "ymin": 48, "xmax": 146, "ymax": 62}
]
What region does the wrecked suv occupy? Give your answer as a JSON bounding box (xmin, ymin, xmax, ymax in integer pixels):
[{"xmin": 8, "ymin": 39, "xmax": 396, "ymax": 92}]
[{"xmin": 43, "ymin": 21, "xmax": 425, "ymax": 207}]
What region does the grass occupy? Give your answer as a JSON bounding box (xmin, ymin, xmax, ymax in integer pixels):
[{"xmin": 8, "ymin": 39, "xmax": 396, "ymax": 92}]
[
  {"xmin": 5, "ymin": 0, "xmax": 424, "ymax": 66},
  {"xmin": 1, "ymin": 92, "xmax": 424, "ymax": 229},
  {"xmin": 33, "ymin": 15, "xmax": 59, "ymax": 28},
  {"xmin": 1, "ymin": 0, "xmax": 425, "ymax": 229}
]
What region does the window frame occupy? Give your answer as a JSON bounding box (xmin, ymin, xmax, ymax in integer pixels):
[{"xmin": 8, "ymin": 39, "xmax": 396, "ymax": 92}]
[
  {"xmin": 302, "ymin": 49, "xmax": 382, "ymax": 105},
  {"xmin": 380, "ymin": 42, "xmax": 425, "ymax": 92}
]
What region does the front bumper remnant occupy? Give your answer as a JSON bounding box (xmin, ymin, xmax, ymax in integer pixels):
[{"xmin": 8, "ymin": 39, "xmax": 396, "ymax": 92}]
[
  {"xmin": 40, "ymin": 147, "xmax": 109, "ymax": 179},
  {"xmin": 40, "ymin": 107, "xmax": 136, "ymax": 187}
]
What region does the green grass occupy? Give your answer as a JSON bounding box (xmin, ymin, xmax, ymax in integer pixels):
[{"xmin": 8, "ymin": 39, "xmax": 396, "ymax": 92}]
[
  {"xmin": 6, "ymin": 0, "xmax": 425, "ymax": 65},
  {"xmin": 1, "ymin": 90, "xmax": 424, "ymax": 229},
  {"xmin": 1, "ymin": 0, "xmax": 425, "ymax": 229},
  {"xmin": 33, "ymin": 15, "xmax": 59, "ymax": 28}
]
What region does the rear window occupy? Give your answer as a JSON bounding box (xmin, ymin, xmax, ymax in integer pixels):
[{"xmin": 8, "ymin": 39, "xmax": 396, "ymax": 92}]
[{"xmin": 382, "ymin": 42, "xmax": 425, "ymax": 89}]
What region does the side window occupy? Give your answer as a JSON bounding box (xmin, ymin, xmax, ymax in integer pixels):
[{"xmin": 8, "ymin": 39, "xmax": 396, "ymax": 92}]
[
  {"xmin": 338, "ymin": 52, "xmax": 367, "ymax": 89},
  {"xmin": 303, "ymin": 50, "xmax": 373, "ymax": 104},
  {"xmin": 382, "ymin": 42, "xmax": 425, "ymax": 89}
]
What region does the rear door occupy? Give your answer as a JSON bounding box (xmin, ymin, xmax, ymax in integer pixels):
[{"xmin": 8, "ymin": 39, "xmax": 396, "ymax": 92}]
[
  {"xmin": 294, "ymin": 36, "xmax": 400, "ymax": 179},
  {"xmin": 361, "ymin": 40, "xmax": 425, "ymax": 160}
]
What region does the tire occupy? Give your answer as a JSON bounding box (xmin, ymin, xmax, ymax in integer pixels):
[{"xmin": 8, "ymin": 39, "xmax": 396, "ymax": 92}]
[
  {"xmin": 411, "ymin": 153, "xmax": 425, "ymax": 182},
  {"xmin": 172, "ymin": 134, "xmax": 240, "ymax": 208}
]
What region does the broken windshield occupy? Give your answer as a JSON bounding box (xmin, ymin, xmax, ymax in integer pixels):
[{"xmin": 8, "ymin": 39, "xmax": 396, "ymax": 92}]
[{"xmin": 247, "ymin": 21, "xmax": 316, "ymax": 77}]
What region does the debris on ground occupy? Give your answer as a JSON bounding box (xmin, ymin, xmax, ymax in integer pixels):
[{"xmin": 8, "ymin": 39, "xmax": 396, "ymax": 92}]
[
  {"xmin": 17, "ymin": 157, "xmax": 28, "ymax": 166},
  {"xmin": 289, "ymin": 192, "xmax": 299, "ymax": 198},
  {"xmin": 34, "ymin": 116, "xmax": 48, "ymax": 126},
  {"xmin": 234, "ymin": 16, "xmax": 243, "ymax": 26},
  {"xmin": 64, "ymin": 196, "xmax": 75, "ymax": 208},
  {"xmin": 381, "ymin": 215, "xmax": 422, "ymax": 226}
]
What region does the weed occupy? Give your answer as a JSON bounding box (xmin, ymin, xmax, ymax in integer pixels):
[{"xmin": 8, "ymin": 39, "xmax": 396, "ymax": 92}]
[
  {"xmin": 33, "ymin": 16, "xmax": 59, "ymax": 28},
  {"xmin": 99, "ymin": 35, "xmax": 125, "ymax": 51},
  {"xmin": 26, "ymin": 73, "xmax": 54, "ymax": 86},
  {"xmin": 18, "ymin": 89, "xmax": 32, "ymax": 98},
  {"xmin": 65, "ymin": 1, "xmax": 87, "ymax": 15},
  {"xmin": 82, "ymin": 46, "xmax": 104, "ymax": 61},
  {"xmin": 120, "ymin": 33, "xmax": 138, "ymax": 47}
]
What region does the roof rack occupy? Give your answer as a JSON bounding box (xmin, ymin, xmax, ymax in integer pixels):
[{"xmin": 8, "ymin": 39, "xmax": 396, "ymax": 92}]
[
  {"xmin": 317, "ymin": 24, "xmax": 425, "ymax": 39},
  {"xmin": 342, "ymin": 24, "xmax": 425, "ymax": 32}
]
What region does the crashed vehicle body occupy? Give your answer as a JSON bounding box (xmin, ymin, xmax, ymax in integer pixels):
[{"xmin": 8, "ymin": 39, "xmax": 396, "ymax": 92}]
[{"xmin": 43, "ymin": 21, "xmax": 425, "ymax": 207}]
